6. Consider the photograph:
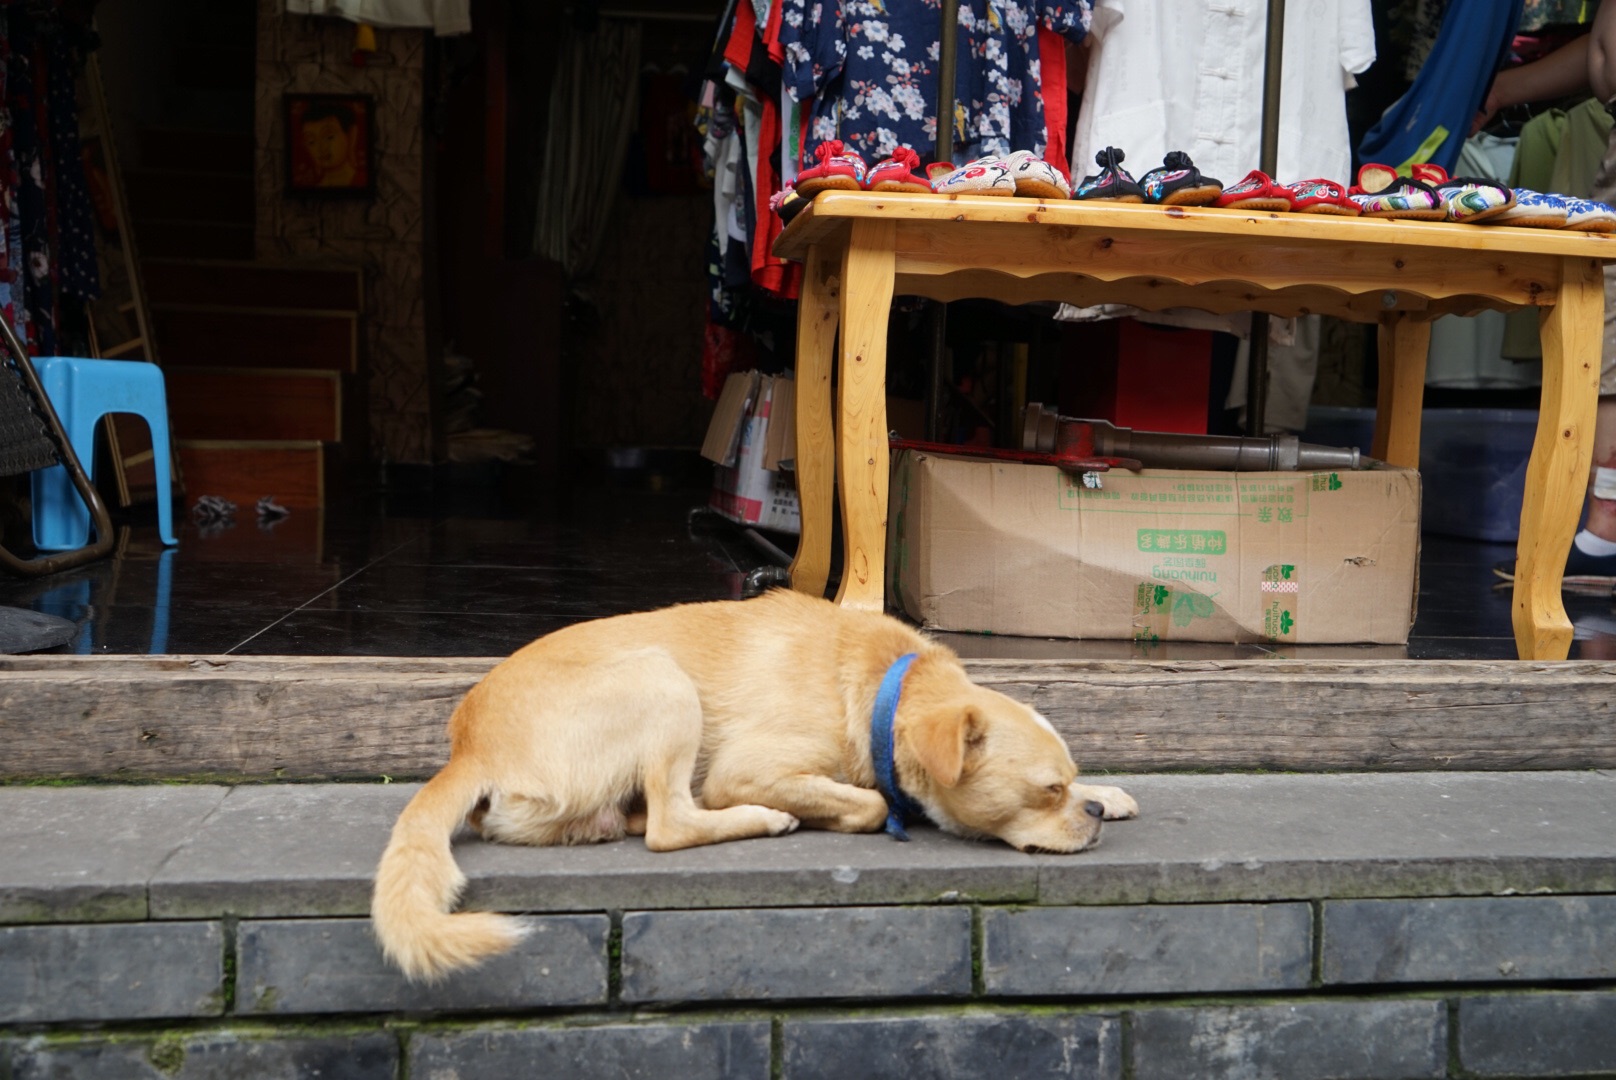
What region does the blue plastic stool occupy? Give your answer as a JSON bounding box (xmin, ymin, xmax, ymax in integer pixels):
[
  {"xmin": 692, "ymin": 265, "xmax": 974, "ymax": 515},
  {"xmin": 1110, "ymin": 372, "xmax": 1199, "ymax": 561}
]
[{"xmin": 30, "ymin": 356, "xmax": 178, "ymax": 550}]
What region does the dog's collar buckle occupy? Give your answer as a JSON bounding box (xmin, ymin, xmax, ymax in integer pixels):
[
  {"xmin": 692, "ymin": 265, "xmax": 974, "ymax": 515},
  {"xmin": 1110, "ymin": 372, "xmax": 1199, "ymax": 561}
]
[{"xmin": 871, "ymin": 652, "xmax": 923, "ymax": 841}]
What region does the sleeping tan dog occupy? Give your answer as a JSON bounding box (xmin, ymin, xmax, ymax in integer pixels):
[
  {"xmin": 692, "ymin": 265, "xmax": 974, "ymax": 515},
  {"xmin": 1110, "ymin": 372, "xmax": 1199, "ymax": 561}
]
[{"xmin": 372, "ymin": 588, "xmax": 1137, "ymax": 980}]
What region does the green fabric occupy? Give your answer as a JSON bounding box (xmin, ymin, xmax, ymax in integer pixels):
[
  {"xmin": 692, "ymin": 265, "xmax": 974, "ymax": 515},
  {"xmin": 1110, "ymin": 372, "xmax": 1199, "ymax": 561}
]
[
  {"xmin": 1550, "ymin": 97, "xmax": 1615, "ymax": 197},
  {"xmin": 1503, "ymin": 100, "xmax": 1614, "ymax": 359}
]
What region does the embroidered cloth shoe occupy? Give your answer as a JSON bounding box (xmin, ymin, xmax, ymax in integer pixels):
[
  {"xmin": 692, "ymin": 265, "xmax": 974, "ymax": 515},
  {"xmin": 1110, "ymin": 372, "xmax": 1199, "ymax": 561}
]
[
  {"xmin": 1281, "ymin": 178, "xmax": 1360, "ymax": 215},
  {"xmin": 1349, "ymin": 175, "xmax": 1445, "ymax": 219},
  {"xmin": 1073, "ymin": 146, "xmax": 1144, "ymax": 202},
  {"xmin": 1004, "ymin": 150, "xmax": 1071, "ymax": 199},
  {"xmin": 1139, "ymin": 151, "xmax": 1222, "ymax": 205},
  {"xmin": 928, "ymin": 156, "xmax": 1016, "ymax": 196},
  {"xmin": 1350, "ymin": 162, "xmax": 1401, "ymax": 196},
  {"xmin": 1434, "ymin": 177, "xmax": 1515, "ymax": 223},
  {"xmin": 1213, "ymin": 169, "xmax": 1290, "ymax": 211},
  {"xmin": 1483, "ymin": 188, "xmax": 1569, "ymax": 228},
  {"xmin": 794, "ymin": 139, "xmax": 868, "ymax": 197},
  {"xmin": 1563, "ymin": 197, "xmax": 1616, "ymax": 232},
  {"xmin": 866, "ymin": 146, "xmax": 932, "ymax": 194}
]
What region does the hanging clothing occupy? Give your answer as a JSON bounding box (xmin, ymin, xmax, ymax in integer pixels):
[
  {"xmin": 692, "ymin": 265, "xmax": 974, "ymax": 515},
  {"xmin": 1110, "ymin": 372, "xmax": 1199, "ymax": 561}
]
[
  {"xmin": 282, "ymin": 0, "xmax": 471, "ymax": 36},
  {"xmin": 1517, "ymin": 0, "xmax": 1593, "ymax": 30},
  {"xmin": 780, "ymin": 0, "xmax": 1094, "ymax": 166},
  {"xmin": 1358, "ymin": 0, "xmax": 1523, "ymax": 176},
  {"xmin": 1073, "ymin": 0, "xmax": 1376, "ymax": 188}
]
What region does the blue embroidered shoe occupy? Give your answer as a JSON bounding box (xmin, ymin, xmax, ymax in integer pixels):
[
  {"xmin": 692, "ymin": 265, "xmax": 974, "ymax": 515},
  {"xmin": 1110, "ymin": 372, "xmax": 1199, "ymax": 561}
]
[
  {"xmin": 1073, "ymin": 146, "xmax": 1144, "ymax": 202},
  {"xmin": 1564, "ymin": 197, "xmax": 1616, "ymax": 232},
  {"xmin": 1485, "ymin": 188, "xmax": 1569, "ymax": 228}
]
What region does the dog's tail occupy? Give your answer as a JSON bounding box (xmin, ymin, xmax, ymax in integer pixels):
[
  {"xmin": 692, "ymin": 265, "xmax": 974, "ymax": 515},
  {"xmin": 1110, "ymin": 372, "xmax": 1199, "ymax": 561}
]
[{"xmin": 371, "ymin": 758, "xmax": 526, "ymax": 981}]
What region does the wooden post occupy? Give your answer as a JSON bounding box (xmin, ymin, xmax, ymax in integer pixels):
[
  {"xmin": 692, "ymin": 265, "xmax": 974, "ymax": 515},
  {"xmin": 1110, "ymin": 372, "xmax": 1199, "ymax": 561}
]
[
  {"xmin": 1371, "ymin": 312, "xmax": 1432, "ymax": 469},
  {"xmin": 789, "ymin": 242, "xmax": 841, "ymax": 599},
  {"xmin": 834, "ymin": 219, "xmax": 897, "ymax": 610},
  {"xmin": 1515, "ymin": 257, "xmax": 1604, "ymax": 660}
]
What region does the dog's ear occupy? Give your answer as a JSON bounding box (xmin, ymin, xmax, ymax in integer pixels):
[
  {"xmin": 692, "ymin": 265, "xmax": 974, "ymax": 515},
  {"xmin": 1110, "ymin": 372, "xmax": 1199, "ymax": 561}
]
[{"xmin": 907, "ymin": 706, "xmax": 983, "ymax": 788}]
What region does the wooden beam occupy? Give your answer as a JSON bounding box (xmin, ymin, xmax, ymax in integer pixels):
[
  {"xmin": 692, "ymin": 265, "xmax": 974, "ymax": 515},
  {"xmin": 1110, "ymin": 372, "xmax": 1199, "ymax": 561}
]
[{"xmin": 3, "ymin": 657, "xmax": 1615, "ymax": 781}]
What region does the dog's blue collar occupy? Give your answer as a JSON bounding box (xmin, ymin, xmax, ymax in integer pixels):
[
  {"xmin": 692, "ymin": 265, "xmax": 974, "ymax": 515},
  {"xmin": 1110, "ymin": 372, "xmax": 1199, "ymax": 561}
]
[{"xmin": 871, "ymin": 652, "xmax": 924, "ymax": 841}]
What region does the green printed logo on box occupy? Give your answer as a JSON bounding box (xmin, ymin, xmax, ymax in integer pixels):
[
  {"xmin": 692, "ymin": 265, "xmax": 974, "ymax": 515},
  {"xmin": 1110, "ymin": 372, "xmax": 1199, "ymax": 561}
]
[
  {"xmin": 1137, "ymin": 529, "xmax": 1227, "ymax": 554},
  {"xmin": 1260, "ymin": 563, "xmax": 1299, "ymax": 641},
  {"xmin": 1134, "ymin": 581, "xmax": 1216, "ymax": 627},
  {"xmin": 1311, "ymin": 472, "xmax": 1343, "ymax": 492}
]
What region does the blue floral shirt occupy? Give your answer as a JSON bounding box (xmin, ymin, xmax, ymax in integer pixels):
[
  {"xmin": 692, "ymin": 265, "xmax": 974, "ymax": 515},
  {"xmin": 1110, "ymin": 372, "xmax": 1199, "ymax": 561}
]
[{"xmin": 780, "ymin": 0, "xmax": 1093, "ymax": 166}]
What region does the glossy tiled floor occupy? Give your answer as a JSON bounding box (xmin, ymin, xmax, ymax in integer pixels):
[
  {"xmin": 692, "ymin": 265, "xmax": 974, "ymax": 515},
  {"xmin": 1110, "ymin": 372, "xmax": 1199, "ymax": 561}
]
[{"xmin": 3, "ymin": 461, "xmax": 1613, "ymax": 660}]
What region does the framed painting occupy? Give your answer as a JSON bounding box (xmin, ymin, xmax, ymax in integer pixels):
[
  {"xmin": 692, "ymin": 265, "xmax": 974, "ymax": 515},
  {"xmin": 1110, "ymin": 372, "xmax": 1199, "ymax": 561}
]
[{"xmin": 285, "ymin": 93, "xmax": 376, "ymax": 198}]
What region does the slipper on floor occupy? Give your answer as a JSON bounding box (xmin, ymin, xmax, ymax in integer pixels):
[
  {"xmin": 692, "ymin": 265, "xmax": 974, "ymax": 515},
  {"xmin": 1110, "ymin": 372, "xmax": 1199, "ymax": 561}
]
[
  {"xmin": 928, "ymin": 156, "xmax": 1016, "ymax": 196},
  {"xmin": 794, "ymin": 139, "xmax": 868, "ymax": 197},
  {"xmin": 1349, "ymin": 176, "xmax": 1445, "ymax": 220},
  {"xmin": 1005, "ymin": 150, "xmax": 1072, "ymax": 199},
  {"xmin": 1563, "ymin": 197, "xmax": 1616, "ymax": 232},
  {"xmin": 1073, "ymin": 146, "xmax": 1145, "ymax": 202},
  {"xmin": 1213, "ymin": 169, "xmax": 1290, "ymax": 211},
  {"xmin": 1435, "ymin": 177, "xmax": 1515, "ymax": 223},
  {"xmin": 1281, "ymin": 178, "xmax": 1360, "ymax": 216},
  {"xmin": 1139, "ymin": 151, "xmax": 1222, "ymax": 205},
  {"xmin": 1483, "ymin": 188, "xmax": 1569, "ymax": 229}
]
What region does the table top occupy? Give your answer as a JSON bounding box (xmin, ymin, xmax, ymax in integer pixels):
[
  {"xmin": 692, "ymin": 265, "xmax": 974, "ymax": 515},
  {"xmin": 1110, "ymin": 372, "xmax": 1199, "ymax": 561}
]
[{"xmin": 774, "ymin": 192, "xmax": 1616, "ymax": 262}]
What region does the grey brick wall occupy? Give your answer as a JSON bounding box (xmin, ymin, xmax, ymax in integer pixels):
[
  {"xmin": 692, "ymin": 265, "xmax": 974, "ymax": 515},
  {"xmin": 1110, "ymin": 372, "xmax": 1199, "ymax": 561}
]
[
  {"xmin": 1130, "ymin": 1000, "xmax": 1448, "ymax": 1080},
  {"xmin": 782, "ymin": 1012, "xmax": 1123, "ymax": 1079},
  {"xmin": 1323, "ymin": 896, "xmax": 1616, "ymax": 984},
  {"xmin": 1458, "ymin": 992, "xmax": 1616, "ymax": 1077},
  {"xmin": 620, "ymin": 905, "xmax": 972, "ymax": 1002},
  {"xmin": 3, "ymin": 1031, "xmax": 398, "ymax": 1080},
  {"xmin": 983, "ymin": 902, "xmax": 1311, "ymax": 996},
  {"xmin": 236, "ymin": 914, "xmax": 608, "ymax": 1014},
  {"xmin": 409, "ymin": 1020, "xmax": 772, "ymax": 1078},
  {"xmin": 0, "ymin": 922, "xmax": 223, "ymax": 1024}
]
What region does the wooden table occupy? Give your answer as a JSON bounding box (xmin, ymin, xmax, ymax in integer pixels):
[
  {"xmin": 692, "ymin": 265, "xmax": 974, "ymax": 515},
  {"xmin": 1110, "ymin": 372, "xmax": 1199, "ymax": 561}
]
[{"xmin": 773, "ymin": 193, "xmax": 1616, "ymax": 660}]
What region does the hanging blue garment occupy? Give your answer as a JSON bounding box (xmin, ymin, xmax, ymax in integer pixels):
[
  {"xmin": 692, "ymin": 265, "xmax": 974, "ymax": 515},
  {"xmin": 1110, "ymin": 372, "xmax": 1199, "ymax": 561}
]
[
  {"xmin": 1358, "ymin": 0, "xmax": 1524, "ymax": 175},
  {"xmin": 779, "ymin": 0, "xmax": 1092, "ymax": 166}
]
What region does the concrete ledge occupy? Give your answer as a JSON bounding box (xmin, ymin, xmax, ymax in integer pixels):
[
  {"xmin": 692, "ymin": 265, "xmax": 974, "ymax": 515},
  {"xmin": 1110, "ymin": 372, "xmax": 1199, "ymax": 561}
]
[
  {"xmin": 6, "ymin": 773, "xmax": 1616, "ymax": 923},
  {"xmin": 6, "ymin": 773, "xmax": 1616, "ymax": 1077}
]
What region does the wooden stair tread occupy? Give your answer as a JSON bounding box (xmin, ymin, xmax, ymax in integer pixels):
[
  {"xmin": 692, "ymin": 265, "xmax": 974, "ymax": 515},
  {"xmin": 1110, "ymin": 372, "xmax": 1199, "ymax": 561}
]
[
  {"xmin": 143, "ymin": 259, "xmax": 362, "ymax": 311},
  {"xmin": 177, "ymin": 440, "xmax": 329, "ymax": 510},
  {"xmin": 152, "ymin": 307, "xmax": 357, "ymax": 372},
  {"xmin": 166, "ymin": 368, "xmax": 342, "ymax": 443}
]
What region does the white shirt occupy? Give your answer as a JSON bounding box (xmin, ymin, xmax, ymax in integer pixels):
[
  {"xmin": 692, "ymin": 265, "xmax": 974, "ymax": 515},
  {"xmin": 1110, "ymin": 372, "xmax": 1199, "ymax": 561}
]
[{"xmin": 1072, "ymin": 0, "xmax": 1375, "ymax": 188}]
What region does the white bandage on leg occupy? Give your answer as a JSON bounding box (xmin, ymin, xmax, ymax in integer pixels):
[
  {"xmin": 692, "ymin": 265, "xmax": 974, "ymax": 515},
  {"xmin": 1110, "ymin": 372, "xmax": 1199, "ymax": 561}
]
[{"xmin": 1595, "ymin": 466, "xmax": 1616, "ymax": 502}]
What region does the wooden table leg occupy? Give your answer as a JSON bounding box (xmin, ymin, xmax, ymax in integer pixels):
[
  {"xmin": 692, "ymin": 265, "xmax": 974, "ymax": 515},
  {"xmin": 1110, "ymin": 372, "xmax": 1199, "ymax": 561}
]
[
  {"xmin": 1514, "ymin": 257, "xmax": 1604, "ymax": 660},
  {"xmin": 833, "ymin": 218, "xmax": 897, "ymax": 611},
  {"xmin": 788, "ymin": 241, "xmax": 840, "ymax": 598},
  {"xmin": 1371, "ymin": 313, "xmax": 1432, "ymax": 469}
]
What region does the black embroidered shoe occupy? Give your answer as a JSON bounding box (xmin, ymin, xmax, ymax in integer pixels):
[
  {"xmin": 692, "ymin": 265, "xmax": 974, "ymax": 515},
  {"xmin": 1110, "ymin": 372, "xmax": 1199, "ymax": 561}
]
[
  {"xmin": 1139, "ymin": 151, "xmax": 1223, "ymax": 206},
  {"xmin": 1073, "ymin": 146, "xmax": 1145, "ymax": 202}
]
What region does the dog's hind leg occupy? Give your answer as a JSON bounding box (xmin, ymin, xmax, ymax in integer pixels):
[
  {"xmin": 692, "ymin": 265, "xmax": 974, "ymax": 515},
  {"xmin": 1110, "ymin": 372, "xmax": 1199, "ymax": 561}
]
[{"xmin": 635, "ymin": 653, "xmax": 800, "ymax": 852}]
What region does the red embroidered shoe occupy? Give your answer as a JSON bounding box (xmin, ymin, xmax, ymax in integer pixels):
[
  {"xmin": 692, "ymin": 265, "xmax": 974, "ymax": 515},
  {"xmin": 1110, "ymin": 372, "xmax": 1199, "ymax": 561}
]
[
  {"xmin": 794, "ymin": 140, "xmax": 868, "ymax": 197},
  {"xmin": 866, "ymin": 146, "xmax": 932, "ymax": 194}
]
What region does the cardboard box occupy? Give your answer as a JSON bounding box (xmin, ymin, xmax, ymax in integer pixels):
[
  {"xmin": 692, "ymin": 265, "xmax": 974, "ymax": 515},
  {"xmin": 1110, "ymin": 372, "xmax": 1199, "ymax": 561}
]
[
  {"xmin": 887, "ymin": 448, "xmax": 1421, "ymax": 644},
  {"xmin": 702, "ymin": 371, "xmax": 801, "ymax": 534}
]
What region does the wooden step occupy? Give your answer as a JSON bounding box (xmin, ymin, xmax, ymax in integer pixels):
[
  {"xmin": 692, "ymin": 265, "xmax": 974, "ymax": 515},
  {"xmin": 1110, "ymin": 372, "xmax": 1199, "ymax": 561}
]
[
  {"xmin": 177, "ymin": 440, "xmax": 330, "ymax": 510},
  {"xmin": 143, "ymin": 259, "xmax": 362, "ymax": 312},
  {"xmin": 152, "ymin": 305, "xmax": 358, "ymax": 372},
  {"xmin": 136, "ymin": 219, "xmax": 254, "ymax": 260},
  {"xmin": 167, "ymin": 368, "xmax": 342, "ymax": 442},
  {"xmin": 125, "ymin": 169, "xmax": 253, "ymax": 225},
  {"xmin": 172, "ymin": 44, "xmax": 255, "ymax": 91},
  {"xmin": 138, "ymin": 128, "xmax": 255, "ymax": 174}
]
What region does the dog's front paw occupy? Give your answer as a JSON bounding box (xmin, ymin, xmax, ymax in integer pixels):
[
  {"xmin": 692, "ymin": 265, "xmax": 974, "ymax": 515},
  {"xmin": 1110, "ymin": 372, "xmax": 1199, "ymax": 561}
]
[
  {"xmin": 1079, "ymin": 785, "xmax": 1138, "ymax": 820},
  {"xmin": 763, "ymin": 808, "xmax": 801, "ymax": 835}
]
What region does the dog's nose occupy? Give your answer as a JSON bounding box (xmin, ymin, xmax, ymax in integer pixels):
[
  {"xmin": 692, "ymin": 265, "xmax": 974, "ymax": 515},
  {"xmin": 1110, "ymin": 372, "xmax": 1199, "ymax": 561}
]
[{"xmin": 1083, "ymin": 800, "xmax": 1105, "ymax": 820}]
